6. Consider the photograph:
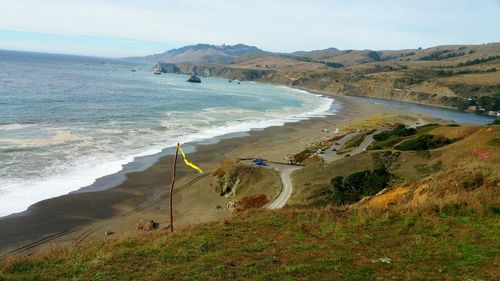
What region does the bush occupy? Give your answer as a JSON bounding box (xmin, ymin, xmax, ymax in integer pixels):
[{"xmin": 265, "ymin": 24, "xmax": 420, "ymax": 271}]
[
  {"xmin": 361, "ymin": 168, "xmax": 390, "ymax": 195},
  {"xmin": 323, "ymin": 62, "xmax": 344, "ymax": 68},
  {"xmin": 488, "ymin": 138, "xmax": 500, "ymax": 146},
  {"xmin": 369, "ymin": 136, "xmax": 401, "ymax": 150},
  {"xmin": 477, "ymin": 95, "xmax": 500, "ymax": 112},
  {"xmin": 371, "ymin": 125, "xmax": 416, "ymax": 148},
  {"xmin": 328, "ymin": 168, "xmax": 391, "ymax": 204},
  {"xmin": 395, "ymin": 134, "xmax": 452, "ymax": 151},
  {"xmin": 330, "ymin": 176, "xmax": 346, "ymax": 204},
  {"xmin": 457, "ymin": 55, "xmax": 500, "ymax": 67},
  {"xmin": 368, "ymin": 51, "xmax": 381, "ymax": 61},
  {"xmin": 373, "ymin": 131, "xmax": 393, "ymax": 141},
  {"xmin": 419, "ymin": 50, "xmax": 451, "ymax": 61},
  {"xmin": 393, "ymin": 124, "xmax": 416, "ymax": 136}
]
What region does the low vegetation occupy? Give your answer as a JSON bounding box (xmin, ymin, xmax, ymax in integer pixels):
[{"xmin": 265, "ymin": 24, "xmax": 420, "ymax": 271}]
[
  {"xmin": 338, "ymin": 130, "xmax": 375, "ymax": 153},
  {"xmin": 394, "ymin": 134, "xmax": 453, "ymax": 151},
  {"xmin": 457, "ymin": 55, "xmax": 500, "ymax": 67},
  {"xmin": 369, "ymin": 124, "xmax": 442, "ymax": 151},
  {"xmin": 211, "ymin": 158, "xmax": 281, "ymax": 207},
  {"xmin": 1, "ymin": 207, "xmax": 498, "ymax": 281},
  {"xmin": 321, "ymin": 167, "xmax": 390, "ymax": 205}
]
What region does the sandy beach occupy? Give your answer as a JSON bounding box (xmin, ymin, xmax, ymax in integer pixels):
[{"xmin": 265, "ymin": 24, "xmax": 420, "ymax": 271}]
[{"xmin": 0, "ymin": 93, "xmax": 415, "ymax": 255}]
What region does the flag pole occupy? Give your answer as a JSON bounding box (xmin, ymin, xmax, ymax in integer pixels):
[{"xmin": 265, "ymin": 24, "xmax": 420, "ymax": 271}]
[{"xmin": 169, "ymin": 143, "xmax": 180, "ymax": 232}]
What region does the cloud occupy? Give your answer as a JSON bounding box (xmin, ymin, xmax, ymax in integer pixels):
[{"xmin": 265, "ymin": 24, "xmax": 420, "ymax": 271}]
[{"xmin": 0, "ymin": 0, "xmax": 499, "ymax": 56}]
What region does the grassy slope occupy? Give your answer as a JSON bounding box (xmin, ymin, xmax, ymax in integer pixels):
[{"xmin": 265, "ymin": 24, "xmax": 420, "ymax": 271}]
[
  {"xmin": 292, "ymin": 123, "xmax": 499, "ymax": 205},
  {"xmin": 1, "ymin": 208, "xmax": 499, "ymax": 281},
  {"xmin": 1, "ymin": 123, "xmax": 499, "ymax": 281}
]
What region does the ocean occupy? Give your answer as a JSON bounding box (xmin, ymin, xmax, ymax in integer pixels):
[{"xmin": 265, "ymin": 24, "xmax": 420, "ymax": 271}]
[{"xmin": 0, "ymin": 50, "xmax": 335, "ymax": 217}]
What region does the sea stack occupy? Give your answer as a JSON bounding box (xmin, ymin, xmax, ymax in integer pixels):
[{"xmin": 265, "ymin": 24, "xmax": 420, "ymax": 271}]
[
  {"xmin": 187, "ymin": 75, "xmax": 201, "ymax": 83},
  {"xmin": 153, "ymin": 65, "xmax": 162, "ymax": 75}
]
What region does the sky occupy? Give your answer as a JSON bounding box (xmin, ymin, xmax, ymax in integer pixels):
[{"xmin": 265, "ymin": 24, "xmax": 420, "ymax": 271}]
[{"xmin": 0, "ymin": 0, "xmax": 499, "ymax": 57}]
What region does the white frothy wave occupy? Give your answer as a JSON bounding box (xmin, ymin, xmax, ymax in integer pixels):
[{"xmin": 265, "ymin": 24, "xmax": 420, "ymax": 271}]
[
  {"xmin": 0, "ymin": 123, "xmax": 35, "ymax": 131},
  {"xmin": 0, "ymin": 130, "xmax": 82, "ymax": 147}
]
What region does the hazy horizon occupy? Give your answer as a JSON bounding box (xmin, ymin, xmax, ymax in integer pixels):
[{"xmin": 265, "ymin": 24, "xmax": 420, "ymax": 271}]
[{"xmin": 1, "ymin": 0, "xmax": 499, "ymax": 57}]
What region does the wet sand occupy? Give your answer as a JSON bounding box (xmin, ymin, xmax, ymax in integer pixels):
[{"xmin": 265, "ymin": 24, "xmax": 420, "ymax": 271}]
[{"xmin": 0, "ymin": 93, "xmax": 409, "ymax": 255}]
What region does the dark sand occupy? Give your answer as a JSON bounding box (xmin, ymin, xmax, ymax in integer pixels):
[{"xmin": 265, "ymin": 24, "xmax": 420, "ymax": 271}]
[{"xmin": 0, "ymin": 94, "xmax": 412, "ymax": 255}]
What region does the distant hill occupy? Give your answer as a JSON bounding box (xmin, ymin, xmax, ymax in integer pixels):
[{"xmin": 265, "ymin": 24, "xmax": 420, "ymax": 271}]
[
  {"xmin": 130, "ymin": 43, "xmax": 267, "ymax": 64},
  {"xmin": 152, "ymin": 42, "xmax": 499, "ymax": 114},
  {"xmin": 287, "ymin": 44, "xmax": 500, "ymax": 66}
]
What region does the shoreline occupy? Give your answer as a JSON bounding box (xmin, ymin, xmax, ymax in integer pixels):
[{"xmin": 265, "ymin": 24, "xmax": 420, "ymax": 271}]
[
  {"xmin": 0, "ymin": 81, "xmax": 335, "ymax": 218},
  {"xmin": 0, "ymin": 92, "xmax": 392, "ymax": 255},
  {"xmin": 0, "ymin": 84, "xmax": 491, "ymax": 255},
  {"xmin": 0, "ymin": 77, "xmax": 492, "ymax": 253}
]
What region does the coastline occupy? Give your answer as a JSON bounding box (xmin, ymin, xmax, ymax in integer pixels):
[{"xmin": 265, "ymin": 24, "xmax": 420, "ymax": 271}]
[
  {"xmin": 0, "ymin": 80, "xmax": 334, "ymax": 218},
  {"xmin": 0, "ymin": 92, "xmax": 400, "ymax": 255}
]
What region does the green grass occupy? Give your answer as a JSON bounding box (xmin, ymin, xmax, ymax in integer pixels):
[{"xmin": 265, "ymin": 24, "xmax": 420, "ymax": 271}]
[
  {"xmin": 369, "ymin": 124, "xmax": 442, "ymax": 151},
  {"xmin": 340, "ymin": 130, "xmax": 375, "ymax": 152},
  {"xmin": 1, "ymin": 209, "xmax": 498, "ymax": 281},
  {"xmin": 488, "ymin": 138, "xmax": 500, "ymax": 147},
  {"xmin": 394, "ymin": 134, "xmax": 453, "ymax": 151},
  {"xmin": 344, "ymin": 134, "xmax": 366, "ymax": 149},
  {"xmin": 369, "ymin": 135, "xmax": 402, "ymax": 150}
]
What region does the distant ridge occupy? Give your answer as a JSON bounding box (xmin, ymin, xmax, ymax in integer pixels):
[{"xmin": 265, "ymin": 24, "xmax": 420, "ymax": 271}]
[{"xmin": 130, "ymin": 43, "xmax": 267, "ymax": 64}]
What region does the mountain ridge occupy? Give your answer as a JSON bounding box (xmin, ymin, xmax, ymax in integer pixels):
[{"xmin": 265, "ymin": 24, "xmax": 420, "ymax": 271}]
[{"xmin": 128, "ymin": 43, "xmax": 267, "ymax": 64}]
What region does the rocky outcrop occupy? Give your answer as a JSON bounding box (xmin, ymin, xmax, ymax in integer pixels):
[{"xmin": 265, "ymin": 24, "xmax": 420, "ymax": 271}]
[
  {"xmin": 156, "ymin": 62, "xmax": 181, "ymax": 73},
  {"xmin": 158, "ymin": 63, "xmax": 275, "ymax": 81},
  {"xmin": 187, "ymin": 75, "xmax": 201, "ymax": 83}
]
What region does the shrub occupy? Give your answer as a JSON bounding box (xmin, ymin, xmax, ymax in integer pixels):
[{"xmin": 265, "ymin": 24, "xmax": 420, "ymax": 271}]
[
  {"xmin": 368, "ymin": 51, "xmax": 381, "ymax": 61},
  {"xmin": 393, "ymin": 124, "xmax": 416, "ymax": 136},
  {"xmin": 477, "ymin": 95, "xmax": 500, "ymax": 111},
  {"xmin": 323, "ymin": 62, "xmax": 344, "ymax": 68},
  {"xmin": 361, "ymin": 168, "xmax": 390, "ymax": 195},
  {"xmin": 330, "ymin": 176, "xmax": 346, "ymax": 204},
  {"xmin": 328, "ymin": 168, "xmax": 391, "ymax": 204},
  {"xmin": 457, "ymin": 55, "xmax": 500, "ymax": 67},
  {"xmin": 488, "ymin": 138, "xmax": 500, "ymax": 146},
  {"xmin": 419, "ymin": 50, "xmax": 451, "ymax": 61},
  {"xmin": 369, "ymin": 136, "xmax": 402, "ymax": 150},
  {"xmin": 373, "ymin": 131, "xmax": 393, "ymax": 141},
  {"xmin": 395, "ymin": 134, "xmax": 452, "ymax": 151},
  {"xmin": 370, "ymin": 125, "xmax": 416, "ymax": 149}
]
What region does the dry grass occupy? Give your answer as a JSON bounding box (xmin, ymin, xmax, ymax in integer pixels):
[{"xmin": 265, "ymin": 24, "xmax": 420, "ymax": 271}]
[
  {"xmin": 359, "ymin": 165, "xmax": 499, "ymax": 215},
  {"xmin": 341, "ymin": 114, "xmax": 415, "ymax": 132},
  {"xmin": 212, "ymin": 157, "xmax": 240, "ymax": 178},
  {"xmin": 354, "ymin": 125, "xmax": 500, "ymax": 215}
]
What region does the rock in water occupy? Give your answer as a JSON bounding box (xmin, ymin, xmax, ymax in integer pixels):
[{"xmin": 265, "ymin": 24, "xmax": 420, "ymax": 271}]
[{"xmin": 187, "ymin": 75, "xmax": 201, "ymax": 83}]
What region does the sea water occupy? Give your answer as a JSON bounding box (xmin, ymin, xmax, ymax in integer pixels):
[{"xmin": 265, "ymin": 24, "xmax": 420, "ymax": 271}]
[{"xmin": 0, "ymin": 50, "xmax": 335, "ymax": 217}]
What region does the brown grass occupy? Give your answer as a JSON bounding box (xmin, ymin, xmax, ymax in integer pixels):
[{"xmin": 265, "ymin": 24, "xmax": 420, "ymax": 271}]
[{"xmin": 212, "ymin": 157, "xmax": 240, "ymax": 178}]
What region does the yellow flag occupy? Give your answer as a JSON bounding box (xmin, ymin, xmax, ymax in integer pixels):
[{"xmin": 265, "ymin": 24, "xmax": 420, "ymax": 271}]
[{"xmin": 177, "ymin": 144, "xmax": 204, "ymax": 174}]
